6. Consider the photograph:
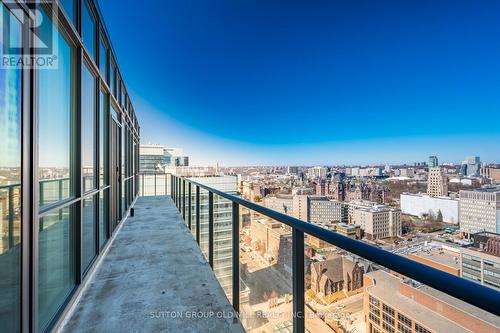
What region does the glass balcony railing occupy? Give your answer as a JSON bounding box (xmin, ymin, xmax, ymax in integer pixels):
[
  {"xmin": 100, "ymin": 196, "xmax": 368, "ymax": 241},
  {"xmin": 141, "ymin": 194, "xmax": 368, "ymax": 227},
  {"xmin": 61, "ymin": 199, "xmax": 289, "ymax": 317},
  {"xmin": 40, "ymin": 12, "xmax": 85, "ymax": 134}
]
[{"xmin": 167, "ymin": 174, "xmax": 500, "ymax": 333}]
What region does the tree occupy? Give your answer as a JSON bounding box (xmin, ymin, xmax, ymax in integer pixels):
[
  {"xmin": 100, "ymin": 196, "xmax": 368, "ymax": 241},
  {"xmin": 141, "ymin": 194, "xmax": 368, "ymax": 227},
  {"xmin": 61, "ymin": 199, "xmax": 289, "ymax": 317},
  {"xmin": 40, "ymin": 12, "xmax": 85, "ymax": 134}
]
[{"xmin": 436, "ymin": 209, "xmax": 443, "ymax": 223}]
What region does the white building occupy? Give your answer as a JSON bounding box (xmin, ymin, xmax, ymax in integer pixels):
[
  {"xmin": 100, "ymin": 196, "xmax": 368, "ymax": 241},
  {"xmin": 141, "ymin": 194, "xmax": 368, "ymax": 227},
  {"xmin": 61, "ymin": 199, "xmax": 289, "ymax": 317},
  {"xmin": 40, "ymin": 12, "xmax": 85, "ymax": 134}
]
[
  {"xmin": 263, "ymin": 194, "xmax": 294, "ymax": 216},
  {"xmin": 307, "ymin": 166, "xmax": 328, "ymax": 179},
  {"xmin": 308, "ymin": 197, "xmax": 347, "ymax": 224},
  {"xmin": 400, "ymin": 193, "xmax": 459, "ymax": 224},
  {"xmin": 459, "ymin": 188, "xmax": 500, "ymax": 236},
  {"xmin": 348, "ymin": 200, "xmax": 401, "ymax": 240}
]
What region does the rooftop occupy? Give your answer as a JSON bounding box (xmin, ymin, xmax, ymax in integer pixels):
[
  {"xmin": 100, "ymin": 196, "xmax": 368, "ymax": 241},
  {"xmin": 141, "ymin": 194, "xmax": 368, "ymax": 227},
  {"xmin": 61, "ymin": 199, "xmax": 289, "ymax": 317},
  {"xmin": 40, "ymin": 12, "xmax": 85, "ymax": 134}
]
[
  {"xmin": 59, "ymin": 196, "xmax": 244, "ymax": 333},
  {"xmin": 366, "ymin": 270, "xmax": 500, "ymax": 332}
]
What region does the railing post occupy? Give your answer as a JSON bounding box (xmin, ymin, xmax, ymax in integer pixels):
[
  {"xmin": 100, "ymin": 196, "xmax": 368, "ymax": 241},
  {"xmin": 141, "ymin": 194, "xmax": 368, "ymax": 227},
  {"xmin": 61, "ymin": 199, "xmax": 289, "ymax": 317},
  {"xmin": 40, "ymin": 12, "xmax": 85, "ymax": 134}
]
[
  {"xmin": 188, "ymin": 182, "xmax": 192, "ymax": 230},
  {"xmin": 165, "ymin": 174, "xmax": 167, "ymax": 195},
  {"xmin": 142, "ymin": 174, "xmax": 144, "ymax": 196},
  {"xmin": 8, "ymin": 185, "xmax": 15, "ymax": 248},
  {"xmin": 178, "ymin": 178, "xmax": 182, "ymax": 211},
  {"xmin": 292, "ymin": 228, "xmax": 305, "ymax": 333},
  {"xmin": 196, "ymin": 185, "xmax": 200, "ymax": 244},
  {"xmin": 182, "ymin": 179, "xmax": 186, "ymax": 220},
  {"xmin": 170, "ymin": 174, "xmax": 173, "ymax": 198},
  {"xmin": 154, "ymin": 173, "xmax": 157, "ymax": 196},
  {"xmin": 232, "ymin": 202, "xmax": 240, "ymax": 312},
  {"xmin": 39, "ymin": 182, "xmax": 44, "ymax": 207},
  {"xmin": 208, "ymin": 192, "xmax": 214, "ymax": 268}
]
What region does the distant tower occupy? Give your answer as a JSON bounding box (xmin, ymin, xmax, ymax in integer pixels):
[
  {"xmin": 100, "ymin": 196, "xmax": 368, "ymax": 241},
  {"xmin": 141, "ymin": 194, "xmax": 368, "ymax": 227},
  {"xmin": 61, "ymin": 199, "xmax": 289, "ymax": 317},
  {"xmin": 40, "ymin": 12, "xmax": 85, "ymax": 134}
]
[
  {"xmin": 427, "ymin": 167, "xmax": 448, "ymax": 197},
  {"xmin": 428, "ymin": 156, "xmax": 439, "ymax": 168}
]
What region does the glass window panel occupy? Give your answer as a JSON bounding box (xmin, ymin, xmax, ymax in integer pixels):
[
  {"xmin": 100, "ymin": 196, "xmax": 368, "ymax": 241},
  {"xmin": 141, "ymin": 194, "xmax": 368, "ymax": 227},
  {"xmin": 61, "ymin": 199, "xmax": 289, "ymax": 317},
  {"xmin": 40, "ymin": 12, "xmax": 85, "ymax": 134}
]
[
  {"xmin": 99, "ymin": 90, "xmax": 109, "ymax": 187},
  {"xmin": 109, "ymin": 60, "xmax": 116, "ymax": 95},
  {"xmin": 199, "ymin": 188, "xmax": 209, "ymax": 260},
  {"xmin": 38, "ymin": 8, "xmax": 75, "ymax": 207},
  {"xmin": 38, "ymin": 205, "xmax": 75, "ymax": 331},
  {"xmin": 99, "ymin": 189, "xmax": 109, "ymax": 247},
  {"xmin": 82, "ymin": 196, "xmax": 97, "ymax": 272},
  {"xmin": 82, "ymin": 62, "xmax": 96, "ymax": 192},
  {"xmin": 82, "ymin": 0, "xmax": 96, "ymax": 61},
  {"xmin": 0, "ymin": 3, "xmax": 22, "ymax": 331},
  {"xmin": 213, "ymin": 194, "xmax": 233, "ymax": 301},
  {"xmin": 239, "ymin": 209, "xmax": 293, "ymax": 331},
  {"xmin": 99, "ymin": 35, "xmax": 107, "ymax": 78},
  {"xmin": 59, "ymin": 0, "xmax": 75, "ymax": 24}
]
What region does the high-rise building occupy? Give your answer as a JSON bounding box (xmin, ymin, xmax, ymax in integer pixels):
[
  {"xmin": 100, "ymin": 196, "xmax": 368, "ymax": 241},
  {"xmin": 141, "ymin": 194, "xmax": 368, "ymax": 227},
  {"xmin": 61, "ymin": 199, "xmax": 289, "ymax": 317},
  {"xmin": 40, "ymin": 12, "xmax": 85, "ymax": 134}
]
[
  {"xmin": 459, "ymin": 188, "xmax": 500, "ymax": 236},
  {"xmin": 139, "ymin": 144, "xmax": 189, "ymax": 172},
  {"xmin": 187, "ymin": 175, "xmax": 238, "ymax": 296},
  {"xmin": 287, "ymin": 166, "xmax": 299, "ymax": 174},
  {"xmin": 428, "ymin": 155, "xmax": 439, "ymax": 168},
  {"xmin": 139, "ymin": 143, "xmax": 172, "ymax": 173},
  {"xmin": 348, "ymin": 200, "xmax": 401, "ymax": 240},
  {"xmin": 462, "ymin": 156, "xmax": 481, "ymax": 177},
  {"xmin": 0, "ymin": 2, "xmax": 140, "ymax": 331},
  {"xmin": 427, "ymin": 167, "xmax": 448, "ymax": 197}
]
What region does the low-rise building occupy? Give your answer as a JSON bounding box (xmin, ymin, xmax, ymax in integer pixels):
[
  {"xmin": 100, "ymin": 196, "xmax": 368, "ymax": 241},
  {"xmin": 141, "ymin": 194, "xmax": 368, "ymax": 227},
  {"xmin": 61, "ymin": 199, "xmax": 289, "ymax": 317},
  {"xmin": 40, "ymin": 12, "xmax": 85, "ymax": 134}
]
[
  {"xmin": 406, "ymin": 245, "xmax": 461, "ymax": 276},
  {"xmin": 364, "ymin": 270, "xmax": 500, "ymax": 333},
  {"xmin": 263, "ymin": 194, "xmax": 294, "ymax": 215},
  {"xmin": 460, "ymin": 232, "xmax": 500, "ymax": 290},
  {"xmin": 400, "ymin": 193, "xmax": 459, "ymax": 224}
]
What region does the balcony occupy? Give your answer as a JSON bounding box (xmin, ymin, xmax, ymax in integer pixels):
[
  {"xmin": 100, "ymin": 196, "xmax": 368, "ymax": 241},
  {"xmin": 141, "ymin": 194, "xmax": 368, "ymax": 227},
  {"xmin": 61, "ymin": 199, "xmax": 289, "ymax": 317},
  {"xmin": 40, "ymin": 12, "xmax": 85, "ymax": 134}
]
[
  {"xmin": 59, "ymin": 195, "xmax": 244, "ymax": 333},
  {"xmin": 53, "ymin": 174, "xmax": 500, "ymax": 333}
]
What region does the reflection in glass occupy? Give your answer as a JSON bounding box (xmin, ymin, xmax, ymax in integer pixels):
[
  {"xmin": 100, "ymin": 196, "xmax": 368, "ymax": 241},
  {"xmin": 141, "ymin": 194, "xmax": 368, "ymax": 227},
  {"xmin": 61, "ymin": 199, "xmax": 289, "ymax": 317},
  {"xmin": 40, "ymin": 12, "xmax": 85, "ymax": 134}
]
[
  {"xmin": 82, "ymin": 0, "xmax": 96, "ymax": 60},
  {"xmin": 99, "ymin": 36, "xmax": 107, "ymax": 78},
  {"xmin": 99, "ymin": 90, "xmax": 109, "ymax": 187},
  {"xmin": 82, "ymin": 63, "xmax": 96, "ymax": 192},
  {"xmin": 38, "ymin": 205, "xmax": 75, "ymax": 331},
  {"xmin": 38, "ymin": 10, "xmax": 75, "ymax": 207},
  {"xmin": 199, "ymin": 189, "xmax": 209, "ymax": 260},
  {"xmin": 213, "ymin": 194, "xmax": 233, "ymax": 301},
  {"xmin": 0, "ymin": 3, "xmax": 22, "ymax": 331},
  {"xmin": 82, "ymin": 196, "xmax": 96, "ymax": 272},
  {"xmin": 59, "ymin": 0, "xmax": 75, "ymax": 23},
  {"xmin": 239, "ymin": 210, "xmax": 293, "ymax": 332},
  {"xmin": 110, "ymin": 61, "xmax": 116, "ymax": 96},
  {"xmin": 99, "ymin": 189, "xmax": 109, "ymax": 247}
]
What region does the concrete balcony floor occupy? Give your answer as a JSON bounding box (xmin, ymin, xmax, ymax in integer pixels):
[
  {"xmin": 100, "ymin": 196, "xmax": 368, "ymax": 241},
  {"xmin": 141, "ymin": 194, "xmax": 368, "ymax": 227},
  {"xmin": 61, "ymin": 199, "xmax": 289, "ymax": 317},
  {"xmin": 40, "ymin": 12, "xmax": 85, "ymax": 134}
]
[{"xmin": 59, "ymin": 196, "xmax": 244, "ymax": 333}]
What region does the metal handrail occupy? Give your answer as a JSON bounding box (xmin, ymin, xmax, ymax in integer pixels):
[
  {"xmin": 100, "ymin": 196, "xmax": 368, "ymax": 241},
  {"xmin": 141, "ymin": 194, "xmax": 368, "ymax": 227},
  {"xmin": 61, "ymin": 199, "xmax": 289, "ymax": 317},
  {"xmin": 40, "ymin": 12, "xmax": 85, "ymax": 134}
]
[{"xmin": 171, "ymin": 174, "xmax": 500, "ymax": 321}]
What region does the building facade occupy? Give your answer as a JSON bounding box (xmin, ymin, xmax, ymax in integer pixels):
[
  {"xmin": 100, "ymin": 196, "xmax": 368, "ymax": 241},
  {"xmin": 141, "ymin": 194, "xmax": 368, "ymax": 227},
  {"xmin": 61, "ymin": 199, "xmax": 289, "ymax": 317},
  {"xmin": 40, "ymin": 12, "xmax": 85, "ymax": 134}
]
[
  {"xmin": 139, "ymin": 143, "xmax": 189, "ymax": 173},
  {"xmin": 364, "ymin": 270, "xmax": 498, "ymax": 333},
  {"xmin": 459, "ymin": 188, "xmax": 500, "ymax": 235},
  {"xmin": 428, "ymin": 155, "xmax": 439, "ymax": 168},
  {"xmin": 0, "ymin": 1, "xmax": 140, "ymax": 332},
  {"xmin": 308, "ymin": 197, "xmax": 347, "ymax": 224},
  {"xmin": 460, "ymin": 232, "xmax": 500, "ymax": 290},
  {"xmin": 263, "ymin": 194, "xmax": 294, "ymax": 216},
  {"xmin": 427, "ymin": 167, "xmax": 448, "ymax": 197},
  {"xmin": 400, "ymin": 193, "xmax": 459, "ymax": 224},
  {"xmin": 348, "ymin": 200, "xmax": 401, "ymax": 240}
]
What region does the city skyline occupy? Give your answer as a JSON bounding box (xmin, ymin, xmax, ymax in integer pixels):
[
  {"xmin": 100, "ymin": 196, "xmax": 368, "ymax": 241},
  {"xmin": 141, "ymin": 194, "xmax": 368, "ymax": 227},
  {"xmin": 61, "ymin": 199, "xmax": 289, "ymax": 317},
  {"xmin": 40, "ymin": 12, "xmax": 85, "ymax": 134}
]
[{"xmin": 100, "ymin": 0, "xmax": 500, "ymax": 166}]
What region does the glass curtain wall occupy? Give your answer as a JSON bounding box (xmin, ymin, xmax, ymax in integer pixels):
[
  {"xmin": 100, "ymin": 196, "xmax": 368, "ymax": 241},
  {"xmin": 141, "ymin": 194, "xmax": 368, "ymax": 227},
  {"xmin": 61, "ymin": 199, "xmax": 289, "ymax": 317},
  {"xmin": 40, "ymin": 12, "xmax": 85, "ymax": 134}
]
[
  {"xmin": 0, "ymin": 3, "xmax": 22, "ymax": 332},
  {"xmin": 0, "ymin": 0, "xmax": 140, "ymax": 332}
]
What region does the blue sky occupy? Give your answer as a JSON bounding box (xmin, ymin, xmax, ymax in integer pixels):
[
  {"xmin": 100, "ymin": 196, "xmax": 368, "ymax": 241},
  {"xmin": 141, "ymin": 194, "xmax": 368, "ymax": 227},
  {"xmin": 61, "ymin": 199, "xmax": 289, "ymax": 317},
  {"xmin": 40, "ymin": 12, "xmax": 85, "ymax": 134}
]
[{"xmin": 99, "ymin": 0, "xmax": 500, "ymax": 166}]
